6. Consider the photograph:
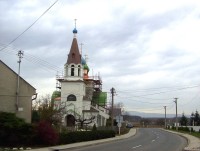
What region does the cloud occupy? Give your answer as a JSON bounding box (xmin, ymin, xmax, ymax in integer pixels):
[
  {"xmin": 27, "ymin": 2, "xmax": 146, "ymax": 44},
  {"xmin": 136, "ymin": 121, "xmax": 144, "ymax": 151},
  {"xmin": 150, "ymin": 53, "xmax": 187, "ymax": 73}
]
[{"xmin": 1, "ymin": 0, "xmax": 200, "ymax": 115}]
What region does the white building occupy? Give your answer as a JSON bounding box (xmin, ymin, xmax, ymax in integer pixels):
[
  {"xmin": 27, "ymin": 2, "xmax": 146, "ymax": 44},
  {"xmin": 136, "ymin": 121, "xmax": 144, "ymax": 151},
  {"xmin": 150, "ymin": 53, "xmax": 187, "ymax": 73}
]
[{"xmin": 56, "ymin": 26, "xmax": 109, "ymax": 128}]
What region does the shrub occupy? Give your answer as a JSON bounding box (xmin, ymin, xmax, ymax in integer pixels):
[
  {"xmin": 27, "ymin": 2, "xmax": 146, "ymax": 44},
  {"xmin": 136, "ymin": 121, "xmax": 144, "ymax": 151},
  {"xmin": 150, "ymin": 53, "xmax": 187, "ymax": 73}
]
[
  {"xmin": 59, "ymin": 130, "xmax": 115, "ymax": 144},
  {"xmin": 92, "ymin": 124, "xmax": 97, "ymax": 131},
  {"xmin": 35, "ymin": 121, "xmax": 59, "ymax": 146},
  {"xmin": 178, "ymin": 127, "xmax": 190, "ymax": 132},
  {"xmin": 0, "ymin": 112, "xmax": 34, "ymax": 147}
]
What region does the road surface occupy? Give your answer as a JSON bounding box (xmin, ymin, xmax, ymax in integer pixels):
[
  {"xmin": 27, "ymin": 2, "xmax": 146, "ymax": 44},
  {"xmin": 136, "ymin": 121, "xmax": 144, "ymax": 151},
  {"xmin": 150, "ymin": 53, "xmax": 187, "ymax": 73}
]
[{"xmin": 65, "ymin": 128, "xmax": 187, "ymax": 151}]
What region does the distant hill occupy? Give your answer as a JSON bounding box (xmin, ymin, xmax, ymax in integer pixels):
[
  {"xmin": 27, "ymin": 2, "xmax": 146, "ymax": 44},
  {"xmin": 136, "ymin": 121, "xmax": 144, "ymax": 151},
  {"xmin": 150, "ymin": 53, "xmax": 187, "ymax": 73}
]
[
  {"xmin": 124, "ymin": 111, "xmax": 184, "ymax": 118},
  {"xmin": 123, "ymin": 114, "xmax": 142, "ymax": 122}
]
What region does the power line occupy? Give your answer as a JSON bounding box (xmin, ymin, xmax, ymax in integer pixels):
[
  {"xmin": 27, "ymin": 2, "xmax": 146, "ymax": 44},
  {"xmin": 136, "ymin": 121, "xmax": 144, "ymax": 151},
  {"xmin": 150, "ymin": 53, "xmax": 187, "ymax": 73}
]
[
  {"xmin": 117, "ymin": 85, "xmax": 200, "ymax": 97},
  {"xmin": 0, "ymin": 44, "xmax": 63, "ymax": 73},
  {"xmin": 0, "ymin": 0, "xmax": 58, "ymax": 52},
  {"xmin": 117, "ymin": 84, "xmax": 200, "ymax": 93},
  {"xmin": 116, "ymin": 95, "xmax": 173, "ymax": 105}
]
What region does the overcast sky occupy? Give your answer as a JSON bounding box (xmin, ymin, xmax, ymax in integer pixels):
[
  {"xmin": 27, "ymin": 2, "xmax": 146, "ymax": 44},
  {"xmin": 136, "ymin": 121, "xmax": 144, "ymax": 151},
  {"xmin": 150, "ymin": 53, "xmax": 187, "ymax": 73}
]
[{"xmin": 1, "ymin": 0, "xmax": 200, "ymax": 116}]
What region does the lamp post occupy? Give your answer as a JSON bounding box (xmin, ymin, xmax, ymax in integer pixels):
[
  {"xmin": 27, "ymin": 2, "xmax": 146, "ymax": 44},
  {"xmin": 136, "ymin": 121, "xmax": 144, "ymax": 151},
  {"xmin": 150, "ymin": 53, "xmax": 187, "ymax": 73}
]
[
  {"xmin": 191, "ymin": 114, "xmax": 195, "ymax": 126},
  {"xmin": 164, "ymin": 106, "xmax": 167, "ymax": 129},
  {"xmin": 174, "ymin": 98, "xmax": 178, "ymax": 131}
]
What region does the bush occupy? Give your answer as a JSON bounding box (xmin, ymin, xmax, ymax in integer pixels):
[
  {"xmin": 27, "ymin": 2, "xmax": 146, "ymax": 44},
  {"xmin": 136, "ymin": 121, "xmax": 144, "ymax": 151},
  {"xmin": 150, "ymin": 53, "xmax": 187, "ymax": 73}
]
[
  {"xmin": 59, "ymin": 130, "xmax": 115, "ymax": 144},
  {"xmin": 92, "ymin": 124, "xmax": 97, "ymax": 131},
  {"xmin": 35, "ymin": 121, "xmax": 59, "ymax": 146},
  {"xmin": 0, "ymin": 112, "xmax": 35, "ymax": 147},
  {"xmin": 178, "ymin": 127, "xmax": 190, "ymax": 132}
]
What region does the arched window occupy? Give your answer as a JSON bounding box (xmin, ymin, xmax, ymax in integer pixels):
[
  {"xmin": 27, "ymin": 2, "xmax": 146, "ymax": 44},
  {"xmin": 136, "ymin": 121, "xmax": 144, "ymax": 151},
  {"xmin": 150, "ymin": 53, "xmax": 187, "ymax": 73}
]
[
  {"xmin": 67, "ymin": 94, "xmax": 76, "ymax": 101},
  {"xmin": 78, "ymin": 65, "xmax": 81, "ymax": 76},
  {"xmin": 71, "ymin": 65, "xmax": 74, "ymax": 76}
]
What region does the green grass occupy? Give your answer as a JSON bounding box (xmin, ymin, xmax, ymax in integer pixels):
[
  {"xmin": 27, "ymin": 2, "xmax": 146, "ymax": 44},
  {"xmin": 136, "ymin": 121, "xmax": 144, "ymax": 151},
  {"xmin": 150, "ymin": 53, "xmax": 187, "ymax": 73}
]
[
  {"xmin": 170, "ymin": 129, "xmax": 200, "ymax": 138},
  {"xmin": 189, "ymin": 131, "xmax": 200, "ymax": 138}
]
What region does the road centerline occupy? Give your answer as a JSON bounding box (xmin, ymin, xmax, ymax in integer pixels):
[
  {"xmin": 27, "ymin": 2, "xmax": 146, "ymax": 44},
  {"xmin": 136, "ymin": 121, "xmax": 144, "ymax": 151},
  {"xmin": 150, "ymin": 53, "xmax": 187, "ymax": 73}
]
[{"xmin": 132, "ymin": 145, "xmax": 142, "ymax": 149}]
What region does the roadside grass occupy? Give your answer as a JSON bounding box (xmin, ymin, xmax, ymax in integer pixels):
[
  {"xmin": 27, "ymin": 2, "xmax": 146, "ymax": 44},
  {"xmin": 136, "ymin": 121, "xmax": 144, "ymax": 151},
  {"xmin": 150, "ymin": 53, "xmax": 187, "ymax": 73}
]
[{"xmin": 170, "ymin": 129, "xmax": 200, "ymax": 139}]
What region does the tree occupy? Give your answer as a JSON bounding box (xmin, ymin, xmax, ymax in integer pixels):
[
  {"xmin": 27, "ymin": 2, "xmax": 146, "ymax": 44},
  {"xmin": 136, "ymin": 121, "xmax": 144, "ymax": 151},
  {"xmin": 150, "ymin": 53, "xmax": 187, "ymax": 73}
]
[
  {"xmin": 75, "ymin": 115, "xmax": 95, "ymax": 129},
  {"xmin": 194, "ymin": 110, "xmax": 200, "ymax": 126},
  {"xmin": 32, "ymin": 94, "xmax": 66, "ymax": 127},
  {"xmin": 190, "ymin": 111, "xmax": 200, "ymax": 126},
  {"xmin": 156, "ymin": 118, "xmax": 165, "ymax": 126},
  {"xmin": 190, "ymin": 112, "xmax": 195, "ymax": 126},
  {"xmin": 180, "ymin": 113, "xmax": 188, "ymax": 126}
]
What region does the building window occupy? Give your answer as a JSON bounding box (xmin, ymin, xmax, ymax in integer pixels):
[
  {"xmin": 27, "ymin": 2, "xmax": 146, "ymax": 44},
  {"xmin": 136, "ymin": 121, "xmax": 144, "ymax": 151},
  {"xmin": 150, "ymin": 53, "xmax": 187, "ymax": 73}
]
[
  {"xmin": 71, "ymin": 65, "xmax": 74, "ymax": 76},
  {"xmin": 78, "ymin": 65, "xmax": 81, "ymax": 76},
  {"xmin": 67, "ymin": 94, "xmax": 76, "ymax": 101}
]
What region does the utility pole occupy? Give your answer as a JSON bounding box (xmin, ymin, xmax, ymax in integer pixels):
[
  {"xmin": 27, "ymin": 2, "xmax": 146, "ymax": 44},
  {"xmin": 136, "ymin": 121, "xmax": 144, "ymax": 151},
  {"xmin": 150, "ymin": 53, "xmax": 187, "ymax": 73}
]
[
  {"xmin": 110, "ymin": 87, "xmax": 116, "ymax": 129},
  {"xmin": 164, "ymin": 106, "xmax": 167, "ymax": 129},
  {"xmin": 16, "ymin": 50, "xmax": 24, "ymax": 111},
  {"xmin": 174, "ymin": 98, "xmax": 178, "ymax": 131}
]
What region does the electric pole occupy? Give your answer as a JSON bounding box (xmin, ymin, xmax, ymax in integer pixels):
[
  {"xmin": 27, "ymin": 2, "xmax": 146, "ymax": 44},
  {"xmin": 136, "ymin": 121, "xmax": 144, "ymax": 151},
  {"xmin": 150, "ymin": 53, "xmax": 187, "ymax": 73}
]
[
  {"xmin": 110, "ymin": 87, "xmax": 116, "ymax": 129},
  {"xmin": 174, "ymin": 98, "xmax": 178, "ymax": 131},
  {"xmin": 16, "ymin": 50, "xmax": 24, "ymax": 111},
  {"xmin": 164, "ymin": 106, "xmax": 167, "ymax": 129}
]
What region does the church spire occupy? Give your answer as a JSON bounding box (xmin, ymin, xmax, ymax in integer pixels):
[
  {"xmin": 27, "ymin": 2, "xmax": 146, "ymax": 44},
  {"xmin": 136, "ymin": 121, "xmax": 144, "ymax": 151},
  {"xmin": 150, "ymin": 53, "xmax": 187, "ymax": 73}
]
[
  {"xmin": 67, "ymin": 19, "xmax": 81, "ymax": 64},
  {"xmin": 72, "ymin": 19, "xmax": 78, "ymax": 37}
]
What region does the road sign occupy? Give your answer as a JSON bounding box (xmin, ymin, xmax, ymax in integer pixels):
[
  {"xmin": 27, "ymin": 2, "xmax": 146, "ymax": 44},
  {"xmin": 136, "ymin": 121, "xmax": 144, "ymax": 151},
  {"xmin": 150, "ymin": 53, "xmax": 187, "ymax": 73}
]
[
  {"xmin": 117, "ymin": 123, "xmax": 122, "ymax": 127},
  {"xmin": 116, "ymin": 116, "xmax": 123, "ymax": 123}
]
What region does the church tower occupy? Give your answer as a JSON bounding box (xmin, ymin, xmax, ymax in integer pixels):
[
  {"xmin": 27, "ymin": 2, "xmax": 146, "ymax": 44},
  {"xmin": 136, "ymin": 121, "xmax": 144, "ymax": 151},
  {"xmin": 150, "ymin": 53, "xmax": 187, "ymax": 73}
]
[
  {"xmin": 64, "ymin": 21, "xmax": 83, "ymax": 81},
  {"xmin": 60, "ymin": 21, "xmax": 85, "ymax": 127}
]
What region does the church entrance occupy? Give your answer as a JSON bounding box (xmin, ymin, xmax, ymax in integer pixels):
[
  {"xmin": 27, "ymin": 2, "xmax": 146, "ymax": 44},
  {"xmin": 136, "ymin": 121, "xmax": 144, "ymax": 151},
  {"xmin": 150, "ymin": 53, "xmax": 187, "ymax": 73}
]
[{"xmin": 66, "ymin": 114, "xmax": 75, "ymax": 127}]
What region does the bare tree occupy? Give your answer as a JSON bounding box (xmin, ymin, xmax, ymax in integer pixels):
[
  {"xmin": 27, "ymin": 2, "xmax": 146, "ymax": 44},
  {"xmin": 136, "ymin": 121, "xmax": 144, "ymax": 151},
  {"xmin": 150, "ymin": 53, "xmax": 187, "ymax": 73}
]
[
  {"xmin": 75, "ymin": 116, "xmax": 95, "ymax": 129},
  {"xmin": 32, "ymin": 94, "xmax": 66, "ymax": 126}
]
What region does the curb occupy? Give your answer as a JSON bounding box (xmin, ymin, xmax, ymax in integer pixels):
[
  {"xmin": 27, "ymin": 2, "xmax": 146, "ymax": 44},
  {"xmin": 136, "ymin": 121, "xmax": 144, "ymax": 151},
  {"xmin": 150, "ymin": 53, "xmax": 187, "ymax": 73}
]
[
  {"xmin": 163, "ymin": 129, "xmax": 200, "ymax": 151},
  {"xmin": 29, "ymin": 128, "xmax": 137, "ymax": 151}
]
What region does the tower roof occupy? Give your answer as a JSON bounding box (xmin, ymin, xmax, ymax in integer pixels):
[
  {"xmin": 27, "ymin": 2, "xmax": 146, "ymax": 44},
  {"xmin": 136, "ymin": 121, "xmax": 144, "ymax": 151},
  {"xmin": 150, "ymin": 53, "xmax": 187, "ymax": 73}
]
[
  {"xmin": 67, "ymin": 20, "xmax": 81, "ymax": 64},
  {"xmin": 67, "ymin": 36, "xmax": 81, "ymax": 64}
]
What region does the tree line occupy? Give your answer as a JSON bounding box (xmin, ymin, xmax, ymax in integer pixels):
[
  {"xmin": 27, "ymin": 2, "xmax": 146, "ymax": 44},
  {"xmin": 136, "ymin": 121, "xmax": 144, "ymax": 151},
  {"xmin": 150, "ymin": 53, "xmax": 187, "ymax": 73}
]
[{"xmin": 179, "ymin": 110, "xmax": 200, "ymax": 126}]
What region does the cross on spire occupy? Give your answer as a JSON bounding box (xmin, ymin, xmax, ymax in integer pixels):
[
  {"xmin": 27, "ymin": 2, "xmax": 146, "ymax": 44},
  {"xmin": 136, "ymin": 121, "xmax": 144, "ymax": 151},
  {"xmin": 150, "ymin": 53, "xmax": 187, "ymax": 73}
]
[
  {"xmin": 73, "ymin": 19, "xmax": 78, "ymax": 36},
  {"xmin": 74, "ymin": 19, "xmax": 77, "ymax": 28}
]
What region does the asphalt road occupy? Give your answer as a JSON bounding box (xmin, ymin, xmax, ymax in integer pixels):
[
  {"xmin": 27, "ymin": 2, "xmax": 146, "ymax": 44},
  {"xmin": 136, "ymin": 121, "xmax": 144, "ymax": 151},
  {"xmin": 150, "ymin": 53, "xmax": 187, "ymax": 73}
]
[{"xmin": 65, "ymin": 128, "xmax": 187, "ymax": 151}]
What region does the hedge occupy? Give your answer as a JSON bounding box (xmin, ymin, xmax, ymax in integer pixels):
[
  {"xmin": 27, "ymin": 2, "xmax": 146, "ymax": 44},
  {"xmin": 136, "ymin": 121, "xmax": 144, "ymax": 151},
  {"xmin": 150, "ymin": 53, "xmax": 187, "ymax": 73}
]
[{"xmin": 59, "ymin": 130, "xmax": 115, "ymax": 144}]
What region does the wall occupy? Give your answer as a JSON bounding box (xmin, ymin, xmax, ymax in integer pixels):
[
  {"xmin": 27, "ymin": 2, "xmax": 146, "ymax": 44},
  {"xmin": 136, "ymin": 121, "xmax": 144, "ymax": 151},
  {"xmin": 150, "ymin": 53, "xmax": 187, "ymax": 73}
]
[
  {"xmin": 61, "ymin": 81, "xmax": 85, "ymax": 116},
  {"xmin": 0, "ymin": 61, "xmax": 35, "ymax": 123}
]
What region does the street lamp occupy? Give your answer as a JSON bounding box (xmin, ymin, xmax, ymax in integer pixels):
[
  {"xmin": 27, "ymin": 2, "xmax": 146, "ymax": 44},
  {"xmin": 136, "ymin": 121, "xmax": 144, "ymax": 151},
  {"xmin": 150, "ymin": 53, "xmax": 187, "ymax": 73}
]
[{"xmin": 191, "ymin": 114, "xmax": 195, "ymax": 126}]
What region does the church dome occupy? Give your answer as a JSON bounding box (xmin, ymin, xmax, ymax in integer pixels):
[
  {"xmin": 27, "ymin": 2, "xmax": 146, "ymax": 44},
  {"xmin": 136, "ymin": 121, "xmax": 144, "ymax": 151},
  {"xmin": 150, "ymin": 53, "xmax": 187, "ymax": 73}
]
[
  {"xmin": 81, "ymin": 57, "xmax": 86, "ymax": 65},
  {"xmin": 84, "ymin": 64, "xmax": 89, "ymax": 72},
  {"xmin": 73, "ymin": 28, "xmax": 78, "ymax": 34}
]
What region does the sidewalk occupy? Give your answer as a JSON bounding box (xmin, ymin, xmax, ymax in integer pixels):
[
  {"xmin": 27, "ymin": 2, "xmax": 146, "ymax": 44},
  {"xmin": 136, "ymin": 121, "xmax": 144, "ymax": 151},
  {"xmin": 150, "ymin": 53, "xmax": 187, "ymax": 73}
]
[
  {"xmin": 29, "ymin": 128, "xmax": 137, "ymax": 151},
  {"xmin": 164, "ymin": 129, "xmax": 200, "ymax": 151}
]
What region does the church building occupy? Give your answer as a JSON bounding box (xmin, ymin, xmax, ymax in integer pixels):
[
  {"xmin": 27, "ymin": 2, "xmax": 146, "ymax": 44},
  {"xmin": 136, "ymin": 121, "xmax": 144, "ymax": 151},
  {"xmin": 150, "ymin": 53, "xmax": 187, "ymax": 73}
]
[{"xmin": 56, "ymin": 24, "xmax": 109, "ymax": 128}]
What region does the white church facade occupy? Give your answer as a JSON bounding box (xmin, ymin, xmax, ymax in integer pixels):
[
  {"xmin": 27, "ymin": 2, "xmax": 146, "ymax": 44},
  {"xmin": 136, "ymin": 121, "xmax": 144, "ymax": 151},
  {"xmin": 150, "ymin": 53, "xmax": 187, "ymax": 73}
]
[{"xmin": 56, "ymin": 25, "xmax": 109, "ymax": 129}]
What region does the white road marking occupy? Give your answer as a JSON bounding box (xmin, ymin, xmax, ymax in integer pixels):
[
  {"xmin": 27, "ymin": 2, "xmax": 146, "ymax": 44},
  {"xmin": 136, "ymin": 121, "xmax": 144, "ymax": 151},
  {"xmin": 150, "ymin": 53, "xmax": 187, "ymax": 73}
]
[
  {"xmin": 152, "ymin": 139, "xmax": 155, "ymax": 142},
  {"xmin": 132, "ymin": 145, "xmax": 142, "ymax": 149}
]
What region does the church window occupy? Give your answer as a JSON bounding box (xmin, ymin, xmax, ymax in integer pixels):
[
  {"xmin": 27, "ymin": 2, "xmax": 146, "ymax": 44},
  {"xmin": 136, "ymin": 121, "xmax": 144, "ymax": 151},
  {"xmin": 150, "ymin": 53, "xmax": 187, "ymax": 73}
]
[
  {"xmin": 71, "ymin": 65, "xmax": 74, "ymax": 76},
  {"xmin": 78, "ymin": 65, "xmax": 81, "ymax": 76},
  {"xmin": 67, "ymin": 94, "xmax": 76, "ymax": 101}
]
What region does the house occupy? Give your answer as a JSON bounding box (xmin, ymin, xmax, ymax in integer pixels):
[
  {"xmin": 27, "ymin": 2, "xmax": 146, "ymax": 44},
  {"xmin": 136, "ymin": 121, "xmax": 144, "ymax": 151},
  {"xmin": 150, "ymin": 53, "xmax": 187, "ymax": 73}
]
[
  {"xmin": 55, "ymin": 25, "xmax": 109, "ymax": 128},
  {"xmin": 0, "ymin": 60, "xmax": 36, "ymax": 123}
]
